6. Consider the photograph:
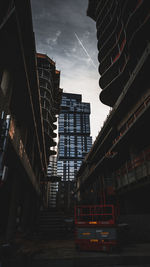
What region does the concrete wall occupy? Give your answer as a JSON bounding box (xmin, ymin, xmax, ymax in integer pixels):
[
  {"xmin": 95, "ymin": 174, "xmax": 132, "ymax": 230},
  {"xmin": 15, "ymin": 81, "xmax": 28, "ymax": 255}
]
[{"xmin": 119, "ymin": 214, "xmax": 150, "ymax": 243}]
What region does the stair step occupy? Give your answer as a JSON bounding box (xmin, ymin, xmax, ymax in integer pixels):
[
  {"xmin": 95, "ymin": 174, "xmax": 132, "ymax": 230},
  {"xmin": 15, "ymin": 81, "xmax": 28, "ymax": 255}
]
[
  {"xmin": 39, "ymin": 227, "xmax": 65, "ymax": 230},
  {"xmin": 37, "ymin": 210, "xmax": 68, "ymax": 238}
]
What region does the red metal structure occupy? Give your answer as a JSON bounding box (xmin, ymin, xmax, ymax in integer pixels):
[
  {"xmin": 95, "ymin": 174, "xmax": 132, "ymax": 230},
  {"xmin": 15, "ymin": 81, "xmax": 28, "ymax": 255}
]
[{"xmin": 75, "ymin": 204, "xmax": 117, "ymax": 251}]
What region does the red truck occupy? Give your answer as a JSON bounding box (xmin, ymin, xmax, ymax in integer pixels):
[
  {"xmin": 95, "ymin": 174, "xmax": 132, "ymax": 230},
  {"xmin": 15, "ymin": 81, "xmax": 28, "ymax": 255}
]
[{"xmin": 75, "ymin": 204, "xmax": 118, "ymax": 252}]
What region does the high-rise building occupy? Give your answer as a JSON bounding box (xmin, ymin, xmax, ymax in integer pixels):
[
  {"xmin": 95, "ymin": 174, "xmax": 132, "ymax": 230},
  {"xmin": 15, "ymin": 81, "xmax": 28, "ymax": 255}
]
[
  {"xmin": 75, "ymin": 0, "xmax": 150, "ymax": 241},
  {"xmin": 57, "ymin": 93, "xmax": 92, "ymax": 182},
  {"xmin": 0, "ymin": 0, "xmax": 49, "ymax": 240},
  {"xmin": 37, "ymin": 53, "xmax": 62, "ymax": 161},
  {"xmin": 87, "ymin": 0, "xmax": 150, "ymax": 107},
  {"xmin": 36, "ymin": 53, "xmax": 62, "ymax": 206},
  {"xmin": 57, "ymin": 93, "xmax": 92, "ymax": 210}
]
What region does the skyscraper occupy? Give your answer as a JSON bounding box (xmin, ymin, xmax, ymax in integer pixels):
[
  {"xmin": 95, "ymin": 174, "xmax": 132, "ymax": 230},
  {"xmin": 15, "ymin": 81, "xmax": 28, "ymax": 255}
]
[
  {"xmin": 57, "ymin": 93, "xmax": 92, "ymax": 183},
  {"xmin": 57, "ymin": 93, "xmax": 92, "ymax": 210},
  {"xmin": 37, "ymin": 53, "xmax": 62, "ymax": 161},
  {"xmin": 75, "ymin": 0, "xmax": 150, "ymax": 241},
  {"xmin": 0, "ymin": 0, "xmax": 50, "ymax": 239},
  {"xmin": 87, "ymin": 0, "xmax": 150, "ymax": 107},
  {"xmin": 36, "ymin": 53, "xmax": 62, "ymax": 206}
]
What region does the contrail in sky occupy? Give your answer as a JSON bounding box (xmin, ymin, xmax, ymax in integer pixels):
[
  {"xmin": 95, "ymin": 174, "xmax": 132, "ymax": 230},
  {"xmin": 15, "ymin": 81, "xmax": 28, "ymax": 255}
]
[{"xmin": 74, "ymin": 32, "xmax": 97, "ymax": 69}]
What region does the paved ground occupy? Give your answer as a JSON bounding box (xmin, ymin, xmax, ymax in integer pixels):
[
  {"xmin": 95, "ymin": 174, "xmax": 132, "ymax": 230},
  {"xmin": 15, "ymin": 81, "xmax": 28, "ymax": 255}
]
[
  {"xmin": 31, "ymin": 240, "xmax": 150, "ymax": 266},
  {"xmin": 1, "ymin": 238, "xmax": 150, "ymax": 266}
]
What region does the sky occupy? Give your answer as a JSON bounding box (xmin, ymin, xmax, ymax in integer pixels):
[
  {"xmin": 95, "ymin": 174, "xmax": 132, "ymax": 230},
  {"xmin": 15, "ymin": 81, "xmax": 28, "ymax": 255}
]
[{"xmin": 31, "ymin": 0, "xmax": 110, "ymax": 141}]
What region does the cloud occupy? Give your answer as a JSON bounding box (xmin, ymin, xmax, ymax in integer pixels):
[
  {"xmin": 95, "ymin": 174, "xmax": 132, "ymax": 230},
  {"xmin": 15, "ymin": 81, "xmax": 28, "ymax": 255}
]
[
  {"xmin": 31, "ymin": 0, "xmax": 109, "ymax": 140},
  {"xmin": 46, "ymin": 30, "xmax": 61, "ymax": 46}
]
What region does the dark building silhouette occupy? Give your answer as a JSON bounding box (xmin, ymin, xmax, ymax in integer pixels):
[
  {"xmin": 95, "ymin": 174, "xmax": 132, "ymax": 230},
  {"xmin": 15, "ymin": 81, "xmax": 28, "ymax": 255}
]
[
  {"xmin": 36, "ymin": 53, "xmax": 62, "ymax": 206},
  {"xmin": 87, "ymin": 0, "xmax": 150, "ymax": 107},
  {"xmin": 77, "ymin": 0, "xmax": 150, "ymax": 242},
  {"xmin": 0, "ymin": 0, "xmax": 62, "ymax": 241},
  {"xmin": 37, "ymin": 53, "xmax": 62, "ymax": 160}
]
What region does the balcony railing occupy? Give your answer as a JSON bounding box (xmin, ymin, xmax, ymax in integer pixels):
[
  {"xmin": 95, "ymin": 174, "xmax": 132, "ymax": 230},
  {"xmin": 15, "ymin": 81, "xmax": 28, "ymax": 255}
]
[
  {"xmin": 114, "ymin": 146, "xmax": 150, "ymax": 190},
  {"xmin": 112, "ymin": 94, "xmax": 150, "ymax": 147}
]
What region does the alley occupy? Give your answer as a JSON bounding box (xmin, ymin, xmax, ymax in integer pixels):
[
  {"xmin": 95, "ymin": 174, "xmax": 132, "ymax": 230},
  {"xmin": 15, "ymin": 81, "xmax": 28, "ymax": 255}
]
[
  {"xmin": 1, "ymin": 1, "xmax": 150, "ymax": 266},
  {"xmin": 1, "ymin": 237, "xmax": 150, "ymax": 267}
]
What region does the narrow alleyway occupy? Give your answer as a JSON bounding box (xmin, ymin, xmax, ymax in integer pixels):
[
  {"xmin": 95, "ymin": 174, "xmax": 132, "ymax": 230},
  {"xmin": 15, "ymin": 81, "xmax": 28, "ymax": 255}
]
[
  {"xmin": 1, "ymin": 211, "xmax": 150, "ymax": 267},
  {"xmin": 1, "ymin": 238, "xmax": 150, "ymax": 266},
  {"xmin": 1, "ymin": 209, "xmax": 150, "ymax": 266}
]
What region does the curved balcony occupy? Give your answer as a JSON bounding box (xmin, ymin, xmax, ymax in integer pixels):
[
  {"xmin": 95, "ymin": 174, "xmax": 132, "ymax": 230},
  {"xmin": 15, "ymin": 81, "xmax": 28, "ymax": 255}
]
[
  {"xmin": 97, "ymin": 5, "xmax": 121, "ymax": 52},
  {"xmin": 43, "ymin": 127, "xmax": 57, "ymax": 147},
  {"xmin": 96, "ymin": 0, "xmax": 110, "ymax": 29},
  {"xmin": 124, "ymin": 1, "xmax": 150, "ymax": 77},
  {"xmin": 128, "ymin": 16, "xmax": 150, "ymax": 74},
  {"xmin": 42, "ymin": 104, "xmax": 54, "ymax": 124},
  {"xmin": 99, "ymin": 55, "xmax": 130, "ymax": 106},
  {"xmin": 43, "ymin": 117, "xmax": 54, "ymax": 135},
  {"xmin": 49, "ymin": 139, "xmax": 57, "ymax": 147},
  {"xmin": 99, "ymin": 30, "xmax": 126, "ymax": 75},
  {"xmin": 99, "ymin": 57, "xmax": 112, "ymax": 76},
  {"xmin": 53, "ymin": 116, "xmax": 57, "ymax": 123},
  {"xmin": 98, "ymin": 22, "xmax": 123, "ymax": 64},
  {"xmin": 96, "ymin": 0, "xmax": 150, "ymax": 107},
  {"xmin": 39, "ymin": 76, "xmax": 53, "ymax": 94},
  {"xmin": 99, "ymin": 38, "xmax": 127, "ymax": 89},
  {"xmin": 41, "ymin": 96, "xmax": 50, "ymax": 108},
  {"xmin": 40, "ymin": 87, "xmax": 55, "ymax": 109},
  {"xmin": 126, "ymin": 0, "xmax": 144, "ymax": 26},
  {"xmin": 97, "ymin": 15, "xmax": 122, "ymax": 58},
  {"xmin": 38, "ymin": 66, "xmax": 53, "ymax": 83},
  {"xmin": 48, "ymin": 126, "xmax": 57, "ymax": 137},
  {"xmin": 49, "ymin": 150, "xmax": 57, "ymax": 156},
  {"xmin": 41, "ymin": 94, "xmax": 58, "ymax": 117},
  {"xmin": 42, "ymin": 109, "xmax": 58, "ymax": 132},
  {"xmin": 51, "ymin": 131, "xmax": 57, "ymax": 138},
  {"xmin": 124, "ymin": 0, "xmax": 144, "ymax": 47},
  {"xmin": 122, "ymin": 0, "xmax": 141, "ymax": 27},
  {"xmin": 95, "ymin": 0, "xmax": 106, "ymax": 19},
  {"xmin": 44, "ymin": 133, "xmax": 54, "ymax": 148},
  {"xmin": 97, "ymin": 0, "xmax": 116, "ymax": 36},
  {"xmin": 52, "ymin": 123, "xmax": 57, "ymax": 130},
  {"xmin": 38, "ymin": 67, "xmax": 52, "ymax": 78},
  {"xmin": 40, "ymin": 91, "xmax": 54, "ymax": 107},
  {"xmin": 100, "ymin": 15, "xmax": 150, "ymax": 108},
  {"xmin": 44, "ymin": 137, "xmax": 56, "ymax": 156},
  {"xmin": 126, "ymin": 1, "xmax": 149, "ymax": 47},
  {"xmin": 39, "ymin": 79, "xmax": 51, "ymax": 92}
]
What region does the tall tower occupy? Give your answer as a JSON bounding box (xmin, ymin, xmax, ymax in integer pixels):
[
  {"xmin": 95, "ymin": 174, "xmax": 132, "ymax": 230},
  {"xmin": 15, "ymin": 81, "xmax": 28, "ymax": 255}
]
[
  {"xmin": 82, "ymin": 1, "xmax": 150, "ymax": 242},
  {"xmin": 57, "ymin": 93, "xmax": 92, "ymax": 210},
  {"xmin": 37, "ymin": 53, "xmax": 62, "ymax": 162},
  {"xmin": 87, "ymin": 0, "xmax": 150, "ymax": 107},
  {"xmin": 57, "ymin": 93, "xmax": 92, "ymax": 181},
  {"xmin": 36, "ymin": 53, "xmax": 62, "ymax": 206}
]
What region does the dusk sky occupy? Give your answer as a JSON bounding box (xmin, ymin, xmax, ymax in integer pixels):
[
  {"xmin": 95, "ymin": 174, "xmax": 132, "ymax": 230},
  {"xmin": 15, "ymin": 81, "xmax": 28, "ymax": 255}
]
[{"xmin": 31, "ymin": 0, "xmax": 110, "ymax": 141}]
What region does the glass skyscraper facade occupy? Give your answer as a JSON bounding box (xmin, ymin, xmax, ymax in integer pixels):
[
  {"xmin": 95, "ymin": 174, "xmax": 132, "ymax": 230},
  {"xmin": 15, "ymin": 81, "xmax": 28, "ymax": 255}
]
[{"xmin": 57, "ymin": 93, "xmax": 92, "ymax": 182}]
